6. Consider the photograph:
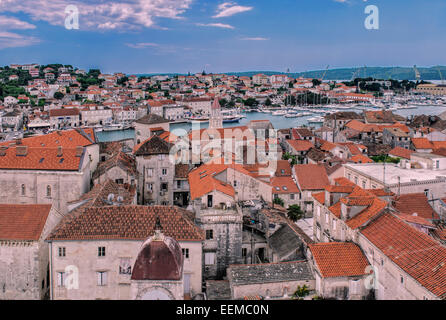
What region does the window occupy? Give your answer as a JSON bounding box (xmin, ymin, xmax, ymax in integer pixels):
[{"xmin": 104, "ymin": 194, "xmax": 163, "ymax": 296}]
[
  {"xmin": 57, "ymin": 272, "xmax": 66, "ymax": 287},
  {"xmin": 147, "ymin": 183, "xmax": 153, "ymax": 192},
  {"xmin": 290, "ymin": 194, "xmax": 295, "ymax": 200},
  {"xmin": 316, "ymin": 206, "xmax": 321, "ymax": 219},
  {"xmin": 119, "ymin": 258, "xmax": 132, "ymax": 275},
  {"xmin": 46, "ymin": 185, "xmax": 52, "ymax": 197},
  {"xmin": 98, "ymin": 247, "xmax": 106, "ymax": 257},
  {"xmin": 325, "ymin": 212, "xmax": 329, "ymax": 224},
  {"xmin": 204, "ymin": 252, "xmax": 216, "ymax": 265},
  {"xmin": 332, "ymin": 219, "xmax": 336, "ymax": 231},
  {"xmin": 162, "ymin": 168, "xmax": 168, "ymax": 176},
  {"xmin": 97, "ymin": 271, "xmax": 107, "ymax": 286},
  {"xmin": 242, "ymin": 248, "xmax": 247, "ymax": 257},
  {"xmin": 362, "ymin": 181, "xmax": 366, "ymax": 189},
  {"xmin": 161, "ymin": 183, "xmax": 168, "ymax": 192},
  {"xmin": 182, "ymin": 248, "xmax": 189, "ymax": 259},
  {"xmin": 21, "ymin": 184, "xmax": 25, "ymax": 196},
  {"xmin": 316, "ymin": 227, "xmax": 321, "ymax": 240},
  {"xmin": 177, "ymin": 180, "xmax": 181, "ymax": 189},
  {"xmin": 147, "ymin": 168, "xmax": 154, "ymax": 177},
  {"xmin": 400, "ymin": 276, "xmax": 404, "ymax": 284},
  {"xmin": 206, "ymin": 230, "xmax": 214, "ymax": 240},
  {"xmin": 354, "ymin": 177, "xmax": 358, "ymax": 185},
  {"xmin": 58, "ymin": 247, "xmax": 66, "ymax": 257}
]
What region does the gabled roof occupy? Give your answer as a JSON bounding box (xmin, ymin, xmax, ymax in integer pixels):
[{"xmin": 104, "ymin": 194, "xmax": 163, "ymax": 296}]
[
  {"xmin": 294, "ymin": 164, "xmax": 330, "ymax": 190},
  {"xmin": 92, "ymin": 152, "xmax": 136, "ymax": 180},
  {"xmin": 270, "ymin": 176, "xmax": 300, "ymax": 194},
  {"xmin": 361, "ymin": 213, "xmax": 446, "ymax": 299},
  {"xmin": 135, "ymin": 113, "xmax": 170, "ymax": 125},
  {"xmin": 309, "ymin": 242, "xmax": 370, "ymax": 278},
  {"xmin": 188, "ymin": 162, "xmax": 236, "ymax": 200},
  {"xmin": 134, "ymin": 135, "xmax": 172, "ymax": 156},
  {"xmin": 47, "ymin": 205, "xmax": 204, "ymax": 242},
  {"xmin": 389, "ymin": 147, "xmax": 414, "ymax": 160},
  {"xmin": 0, "ymin": 204, "xmax": 52, "ymax": 241},
  {"xmin": 412, "ymin": 138, "xmax": 433, "ymax": 150},
  {"xmin": 0, "ymin": 129, "xmax": 95, "ymax": 148},
  {"xmin": 393, "ymin": 193, "xmax": 439, "ymax": 220},
  {"xmin": 0, "ymin": 146, "xmax": 83, "ymax": 171},
  {"xmin": 286, "ymin": 139, "xmax": 314, "ymax": 152}
]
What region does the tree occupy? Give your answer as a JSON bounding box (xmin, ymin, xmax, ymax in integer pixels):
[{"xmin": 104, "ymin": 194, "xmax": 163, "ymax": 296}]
[
  {"xmin": 293, "ymin": 285, "xmax": 310, "ymax": 300},
  {"xmin": 273, "ymin": 197, "xmax": 284, "ymax": 207},
  {"xmin": 312, "ymin": 79, "xmax": 322, "ymax": 87},
  {"xmin": 287, "ymin": 205, "xmax": 304, "ymax": 222},
  {"xmin": 265, "ymin": 98, "xmax": 272, "ymax": 106},
  {"xmin": 54, "ymin": 92, "xmax": 64, "ymax": 100}
]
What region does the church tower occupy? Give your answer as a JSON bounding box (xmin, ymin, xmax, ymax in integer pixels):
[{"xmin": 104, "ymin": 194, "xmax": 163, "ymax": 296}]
[{"xmin": 209, "ymin": 98, "xmax": 223, "ymax": 129}]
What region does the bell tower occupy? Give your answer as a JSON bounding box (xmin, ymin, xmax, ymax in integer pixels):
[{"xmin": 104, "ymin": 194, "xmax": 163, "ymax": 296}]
[{"xmin": 209, "ymin": 98, "xmax": 223, "ymax": 129}]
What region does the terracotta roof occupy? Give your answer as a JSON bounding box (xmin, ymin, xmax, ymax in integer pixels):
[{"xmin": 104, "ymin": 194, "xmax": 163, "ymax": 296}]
[
  {"xmin": 329, "ymin": 202, "xmax": 342, "ymax": 218},
  {"xmin": 188, "ymin": 163, "xmax": 236, "ymax": 200},
  {"xmin": 286, "ymin": 139, "xmax": 314, "ymax": 152},
  {"xmin": 389, "ymin": 147, "xmax": 414, "ymax": 160},
  {"xmin": 351, "ymin": 154, "xmax": 373, "ymax": 164},
  {"xmin": 398, "ymin": 213, "xmax": 435, "ymax": 228},
  {"xmin": 270, "ymin": 176, "xmax": 300, "ymax": 194},
  {"xmin": 49, "ymin": 108, "xmax": 80, "ymax": 117},
  {"xmin": 309, "ymin": 242, "xmax": 370, "ymax": 278},
  {"xmin": 294, "ymin": 164, "xmax": 330, "ymax": 190},
  {"xmin": 175, "ymin": 164, "xmax": 190, "ymax": 179},
  {"xmin": 134, "ymin": 135, "xmax": 173, "ymax": 156},
  {"xmin": 361, "ymin": 213, "xmax": 446, "ymax": 299},
  {"xmin": 275, "ymin": 160, "xmax": 292, "ymax": 176},
  {"xmin": 0, "ymin": 204, "xmax": 52, "ymax": 241},
  {"xmin": 393, "ymin": 193, "xmax": 439, "ymax": 220},
  {"xmin": 92, "ymin": 151, "xmax": 136, "ymax": 180},
  {"xmin": 135, "ymin": 113, "xmax": 170, "ymax": 125},
  {"xmin": 412, "ymin": 138, "xmax": 433, "ymax": 150},
  {"xmin": 346, "ymin": 197, "xmax": 387, "ymax": 229},
  {"xmin": 334, "ymin": 177, "xmax": 356, "ymax": 187},
  {"xmin": 47, "ymin": 206, "xmax": 204, "ymax": 242},
  {"xmin": 0, "ymin": 129, "xmax": 95, "ymax": 148},
  {"xmin": 312, "ymin": 192, "xmax": 325, "ymax": 205},
  {"xmin": 0, "ymin": 146, "xmax": 83, "ymax": 171}
]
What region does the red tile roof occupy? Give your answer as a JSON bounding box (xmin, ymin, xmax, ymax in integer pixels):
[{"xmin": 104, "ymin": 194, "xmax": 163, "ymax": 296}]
[
  {"xmin": 361, "ymin": 213, "xmax": 446, "ymax": 299},
  {"xmin": 312, "ymin": 192, "xmax": 325, "ymax": 205},
  {"xmin": 412, "ymin": 138, "xmax": 433, "ymax": 150},
  {"xmin": 309, "ymin": 242, "xmax": 370, "ymax": 278},
  {"xmin": 294, "ymin": 164, "xmax": 330, "ymax": 190},
  {"xmin": 334, "ymin": 177, "xmax": 356, "ymax": 187},
  {"xmin": 270, "ymin": 176, "xmax": 299, "ymax": 194},
  {"xmin": 0, "ymin": 146, "xmax": 83, "ymax": 171},
  {"xmin": 389, "ymin": 147, "xmax": 414, "ymax": 160},
  {"xmin": 0, "ymin": 129, "xmax": 95, "ymax": 148},
  {"xmin": 393, "ymin": 193, "xmax": 439, "ymax": 220},
  {"xmin": 346, "ymin": 197, "xmax": 387, "ymax": 229},
  {"xmin": 351, "ymin": 154, "xmax": 373, "ymax": 164},
  {"xmin": 0, "ymin": 204, "xmax": 52, "ymax": 241},
  {"xmin": 47, "ymin": 206, "xmax": 204, "ymax": 242},
  {"xmin": 286, "ymin": 139, "xmax": 314, "ymax": 152}
]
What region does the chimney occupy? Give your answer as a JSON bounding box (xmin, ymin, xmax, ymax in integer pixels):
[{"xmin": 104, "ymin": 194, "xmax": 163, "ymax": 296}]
[
  {"xmin": 0, "ymin": 146, "xmax": 8, "ymax": 157},
  {"xmin": 57, "ymin": 146, "xmax": 63, "ymax": 157},
  {"xmin": 75, "ymin": 146, "xmax": 84, "ymax": 157},
  {"xmin": 16, "ymin": 145, "xmax": 28, "ymax": 157}
]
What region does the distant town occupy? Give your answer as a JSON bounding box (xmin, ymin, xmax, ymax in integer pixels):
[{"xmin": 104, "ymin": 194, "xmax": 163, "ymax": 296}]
[{"xmin": 0, "ymin": 62, "xmax": 446, "ymax": 301}]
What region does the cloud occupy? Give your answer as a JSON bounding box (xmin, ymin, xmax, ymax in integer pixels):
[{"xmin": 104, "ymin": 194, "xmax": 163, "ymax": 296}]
[
  {"xmin": 196, "ymin": 23, "xmax": 235, "ymax": 29},
  {"xmin": 0, "ymin": 31, "xmax": 40, "ymax": 49},
  {"xmin": 240, "ymin": 37, "xmax": 269, "ymax": 41},
  {"xmin": 0, "ymin": 15, "xmax": 36, "ymax": 30},
  {"xmin": 0, "ymin": 0, "xmax": 193, "ymax": 31},
  {"xmin": 126, "ymin": 42, "xmax": 160, "ymax": 49},
  {"xmin": 213, "ymin": 2, "xmax": 253, "ymax": 18}
]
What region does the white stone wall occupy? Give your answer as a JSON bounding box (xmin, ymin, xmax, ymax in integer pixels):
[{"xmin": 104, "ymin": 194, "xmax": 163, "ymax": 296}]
[{"xmin": 49, "ymin": 240, "xmax": 202, "ymax": 300}]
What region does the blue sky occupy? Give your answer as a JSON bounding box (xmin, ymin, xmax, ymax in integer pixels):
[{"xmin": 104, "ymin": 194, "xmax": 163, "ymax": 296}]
[{"xmin": 0, "ymin": 0, "xmax": 446, "ymax": 74}]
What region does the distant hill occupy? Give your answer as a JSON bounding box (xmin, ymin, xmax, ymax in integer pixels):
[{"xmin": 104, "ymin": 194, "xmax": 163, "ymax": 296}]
[{"xmin": 136, "ymin": 66, "xmax": 446, "ymax": 81}]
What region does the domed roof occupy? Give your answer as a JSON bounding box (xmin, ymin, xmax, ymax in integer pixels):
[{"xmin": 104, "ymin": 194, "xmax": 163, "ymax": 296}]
[{"xmin": 131, "ymin": 220, "xmax": 183, "ymax": 281}]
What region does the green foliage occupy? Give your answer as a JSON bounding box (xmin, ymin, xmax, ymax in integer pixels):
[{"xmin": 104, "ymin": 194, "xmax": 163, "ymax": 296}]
[
  {"xmin": 293, "ymin": 285, "xmax": 310, "ymax": 300},
  {"xmin": 282, "ymin": 152, "xmax": 297, "ymax": 166},
  {"xmin": 265, "ymin": 98, "xmax": 272, "ymax": 106},
  {"xmin": 287, "ymin": 205, "xmax": 304, "ymax": 222},
  {"xmin": 273, "ymin": 197, "xmax": 284, "ymax": 207},
  {"xmin": 371, "ymin": 155, "xmax": 401, "ymax": 164},
  {"xmin": 243, "ymin": 98, "xmax": 259, "ymax": 107},
  {"xmin": 54, "ymin": 92, "xmax": 64, "ymax": 100}
]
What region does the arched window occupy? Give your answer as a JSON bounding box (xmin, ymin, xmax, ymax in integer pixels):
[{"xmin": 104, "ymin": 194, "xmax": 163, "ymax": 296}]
[
  {"xmin": 47, "ymin": 185, "xmax": 52, "ymax": 197},
  {"xmin": 21, "ymin": 184, "xmax": 26, "ymax": 196}
]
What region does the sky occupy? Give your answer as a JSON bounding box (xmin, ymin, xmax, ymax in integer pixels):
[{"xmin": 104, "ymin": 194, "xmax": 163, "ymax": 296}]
[{"xmin": 0, "ymin": 0, "xmax": 446, "ymax": 74}]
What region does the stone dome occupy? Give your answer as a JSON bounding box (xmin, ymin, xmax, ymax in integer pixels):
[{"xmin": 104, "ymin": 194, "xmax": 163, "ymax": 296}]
[{"xmin": 131, "ymin": 229, "xmax": 184, "ymax": 281}]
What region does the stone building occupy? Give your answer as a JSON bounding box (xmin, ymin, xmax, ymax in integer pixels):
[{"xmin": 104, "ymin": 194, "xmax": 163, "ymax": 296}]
[
  {"xmin": 227, "ymin": 261, "xmax": 315, "ymax": 300},
  {"xmin": 0, "ymin": 144, "xmax": 92, "ymax": 215},
  {"xmin": 307, "ymin": 242, "xmax": 371, "ymax": 300},
  {"xmin": 134, "ymin": 133, "xmax": 176, "ymax": 205},
  {"xmin": 134, "ymin": 114, "xmax": 170, "ymax": 145},
  {"xmin": 130, "ymin": 220, "xmax": 185, "ymax": 300},
  {"xmin": 46, "ymin": 206, "xmax": 204, "ymax": 300},
  {"xmin": 0, "ymin": 204, "xmax": 62, "ymax": 300},
  {"xmin": 92, "ymin": 151, "xmax": 136, "ymax": 186},
  {"xmin": 209, "ymin": 98, "xmax": 223, "ymax": 129}
]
